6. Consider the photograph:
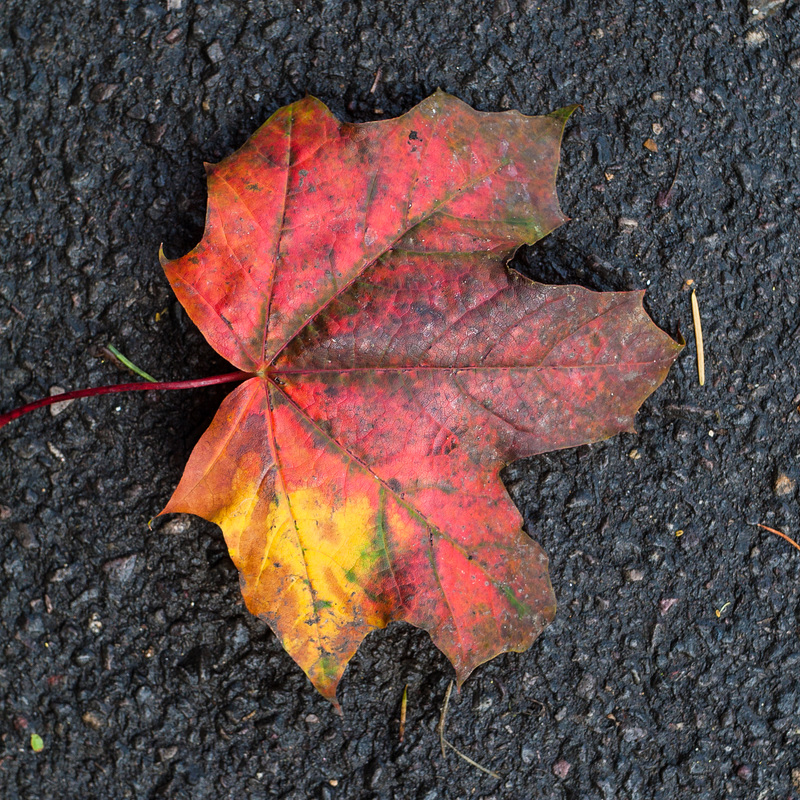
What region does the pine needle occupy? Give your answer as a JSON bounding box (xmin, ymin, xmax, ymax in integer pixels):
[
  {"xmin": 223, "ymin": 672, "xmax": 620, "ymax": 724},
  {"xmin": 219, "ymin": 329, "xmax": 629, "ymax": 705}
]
[
  {"xmin": 756, "ymin": 523, "xmax": 800, "ymax": 554},
  {"xmin": 437, "ymin": 680, "xmax": 501, "ymax": 780},
  {"xmin": 105, "ymin": 344, "xmax": 157, "ymax": 383},
  {"xmin": 438, "ymin": 681, "xmax": 452, "ymax": 758},
  {"xmin": 691, "ymin": 290, "xmax": 705, "ymax": 386},
  {"xmin": 443, "ymin": 740, "xmax": 501, "ymax": 780},
  {"xmin": 399, "ymin": 684, "xmax": 408, "ymax": 742}
]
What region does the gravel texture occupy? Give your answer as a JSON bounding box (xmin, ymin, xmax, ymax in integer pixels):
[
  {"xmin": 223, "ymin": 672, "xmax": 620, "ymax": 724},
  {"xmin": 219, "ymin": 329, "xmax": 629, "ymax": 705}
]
[{"xmin": 2, "ymin": 1, "xmax": 800, "ymax": 798}]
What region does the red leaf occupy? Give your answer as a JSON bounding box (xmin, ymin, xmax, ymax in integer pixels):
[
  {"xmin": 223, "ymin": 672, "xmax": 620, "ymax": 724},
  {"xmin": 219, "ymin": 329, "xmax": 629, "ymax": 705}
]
[{"xmin": 160, "ymin": 92, "xmax": 682, "ymax": 704}]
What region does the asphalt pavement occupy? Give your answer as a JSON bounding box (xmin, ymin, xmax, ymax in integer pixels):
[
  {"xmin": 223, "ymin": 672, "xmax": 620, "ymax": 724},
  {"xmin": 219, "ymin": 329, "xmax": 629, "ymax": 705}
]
[{"xmin": 1, "ymin": 1, "xmax": 799, "ymax": 798}]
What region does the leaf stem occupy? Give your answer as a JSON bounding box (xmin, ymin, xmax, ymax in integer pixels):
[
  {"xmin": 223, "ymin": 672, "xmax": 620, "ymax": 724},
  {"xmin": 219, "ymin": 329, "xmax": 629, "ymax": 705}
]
[{"xmin": 0, "ymin": 372, "xmax": 250, "ymax": 430}]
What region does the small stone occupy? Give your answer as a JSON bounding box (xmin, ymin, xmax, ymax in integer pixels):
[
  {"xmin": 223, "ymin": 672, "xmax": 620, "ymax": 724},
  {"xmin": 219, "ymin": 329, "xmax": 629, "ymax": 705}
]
[
  {"xmin": 652, "ymin": 122, "xmax": 664, "ymax": 135},
  {"xmin": 159, "ymin": 745, "xmax": 178, "ymax": 761},
  {"xmin": 161, "ymin": 516, "xmax": 192, "ymax": 535},
  {"xmin": 15, "ymin": 524, "xmax": 38, "ymax": 549},
  {"xmin": 144, "ymin": 122, "xmax": 167, "ymax": 146},
  {"xmin": 473, "ymin": 695, "xmax": 493, "ymax": 712},
  {"xmin": 305, "ymin": 713, "xmax": 320, "ymax": 724},
  {"xmin": 0, "ymin": 505, "xmax": 11, "ymax": 520},
  {"xmin": 629, "ymin": 448, "xmax": 641, "ymax": 460},
  {"xmin": 566, "ymin": 490, "xmax": 592, "ymax": 508},
  {"xmin": 166, "ymin": 0, "xmax": 183, "ymax": 8},
  {"xmin": 90, "ymin": 83, "xmax": 120, "ymax": 103},
  {"xmin": 774, "ymin": 473, "xmax": 795, "ymax": 497},
  {"xmin": 126, "ymin": 103, "xmax": 147, "ymax": 120},
  {"xmin": 643, "ymin": 138, "xmax": 658, "ymax": 152},
  {"xmin": 576, "ymin": 672, "xmax": 596, "ymax": 699},
  {"xmin": 47, "ymin": 442, "xmax": 65, "ymax": 461},
  {"xmin": 206, "ymin": 40, "xmax": 224, "ymax": 63},
  {"xmin": 737, "ymin": 764, "xmax": 752, "ymax": 780},
  {"xmin": 82, "ymin": 711, "xmax": 103, "ymax": 730},
  {"xmin": 521, "ymin": 746, "xmax": 535, "ymax": 765},
  {"xmin": 88, "ymin": 612, "xmax": 103, "ymax": 634},
  {"xmin": 792, "ymin": 767, "xmax": 800, "ymax": 790},
  {"xmin": 622, "ymin": 724, "xmax": 647, "ymax": 742},
  {"xmin": 735, "ymin": 163, "xmax": 754, "ymax": 193},
  {"xmin": 659, "ymin": 598, "xmax": 679, "ymax": 615},
  {"xmin": 689, "ymin": 87, "xmax": 706, "ymax": 104},
  {"xmin": 49, "ymin": 386, "xmax": 74, "ymax": 417},
  {"xmin": 618, "ymin": 217, "xmax": 639, "ymax": 233},
  {"xmin": 745, "ymin": 29, "xmax": 768, "ymax": 46},
  {"xmin": 625, "ymin": 568, "xmax": 645, "ymax": 582},
  {"xmin": 165, "ymin": 27, "xmax": 182, "ymax": 44},
  {"xmin": 103, "ymin": 554, "xmax": 137, "ymax": 584},
  {"xmin": 553, "ymin": 759, "xmax": 571, "ymax": 779}
]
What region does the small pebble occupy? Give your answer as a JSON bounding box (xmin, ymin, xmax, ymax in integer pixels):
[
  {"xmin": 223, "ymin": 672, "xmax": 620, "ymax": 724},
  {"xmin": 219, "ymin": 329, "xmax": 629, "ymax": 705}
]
[
  {"xmin": 576, "ymin": 672, "xmax": 596, "ymax": 699},
  {"xmin": 103, "ymin": 554, "xmax": 137, "ymax": 584},
  {"xmin": 305, "ymin": 713, "xmax": 320, "ymax": 724},
  {"xmin": 553, "ymin": 759, "xmax": 571, "ymax": 779},
  {"xmin": 689, "ymin": 87, "xmax": 706, "ymax": 104},
  {"xmin": 161, "ymin": 517, "xmax": 192, "ymax": 535},
  {"xmin": 49, "ymin": 386, "xmax": 74, "ymax": 416},
  {"xmin": 82, "ymin": 711, "xmax": 103, "ymax": 730},
  {"xmin": 618, "ymin": 217, "xmax": 639, "ymax": 232},
  {"xmin": 625, "ymin": 568, "xmax": 645, "ymax": 582},
  {"xmin": 473, "ymin": 695, "xmax": 493, "ymax": 712},
  {"xmin": 90, "ymin": 83, "xmax": 119, "ymax": 103},
  {"xmin": 745, "ymin": 29, "xmax": 768, "ymax": 46},
  {"xmin": 144, "ymin": 122, "xmax": 167, "ymax": 146},
  {"xmin": 206, "ymin": 41, "xmax": 224, "ymax": 63},
  {"xmin": 774, "ymin": 472, "xmax": 795, "ymax": 496},
  {"xmin": 623, "ymin": 724, "xmax": 647, "ymax": 742},
  {"xmin": 659, "ymin": 598, "xmax": 679, "ymax": 615}
]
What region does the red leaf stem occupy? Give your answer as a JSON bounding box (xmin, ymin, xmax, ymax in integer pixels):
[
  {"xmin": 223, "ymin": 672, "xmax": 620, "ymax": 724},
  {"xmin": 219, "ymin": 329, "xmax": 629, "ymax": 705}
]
[{"xmin": 0, "ymin": 372, "xmax": 249, "ymax": 430}]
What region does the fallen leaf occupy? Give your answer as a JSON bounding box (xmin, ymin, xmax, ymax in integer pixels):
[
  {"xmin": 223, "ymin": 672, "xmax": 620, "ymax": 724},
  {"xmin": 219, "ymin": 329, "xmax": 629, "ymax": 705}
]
[{"xmin": 160, "ymin": 91, "xmax": 682, "ymax": 704}]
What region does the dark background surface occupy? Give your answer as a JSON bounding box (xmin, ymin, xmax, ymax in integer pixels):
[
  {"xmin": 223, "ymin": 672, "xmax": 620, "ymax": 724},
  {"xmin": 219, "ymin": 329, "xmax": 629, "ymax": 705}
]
[{"xmin": 1, "ymin": 1, "xmax": 799, "ymax": 798}]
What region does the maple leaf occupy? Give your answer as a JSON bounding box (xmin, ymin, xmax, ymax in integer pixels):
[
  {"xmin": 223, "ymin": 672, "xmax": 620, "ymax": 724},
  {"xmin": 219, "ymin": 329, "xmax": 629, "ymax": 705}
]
[{"xmin": 160, "ymin": 91, "xmax": 682, "ymax": 705}]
